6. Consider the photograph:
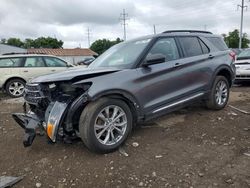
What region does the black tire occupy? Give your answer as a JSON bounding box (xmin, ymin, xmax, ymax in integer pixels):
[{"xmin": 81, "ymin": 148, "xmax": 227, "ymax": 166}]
[
  {"xmin": 5, "ymin": 79, "xmax": 26, "ymax": 98},
  {"xmin": 79, "ymin": 97, "xmax": 133, "ymax": 153},
  {"xmin": 206, "ymin": 76, "xmax": 229, "ymax": 110}
]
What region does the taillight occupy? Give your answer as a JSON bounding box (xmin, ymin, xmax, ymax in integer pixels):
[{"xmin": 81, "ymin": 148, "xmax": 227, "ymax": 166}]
[{"xmin": 229, "ymin": 51, "xmax": 236, "ymax": 61}]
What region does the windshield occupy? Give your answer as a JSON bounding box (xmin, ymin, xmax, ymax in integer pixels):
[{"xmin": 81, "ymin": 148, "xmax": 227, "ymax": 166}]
[
  {"xmin": 89, "ymin": 38, "xmax": 151, "ymax": 69},
  {"xmin": 237, "ymin": 49, "xmax": 250, "ymax": 60}
]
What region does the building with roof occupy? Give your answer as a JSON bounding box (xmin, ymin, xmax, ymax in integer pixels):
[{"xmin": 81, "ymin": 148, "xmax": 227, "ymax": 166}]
[
  {"xmin": 27, "ymin": 48, "xmax": 98, "ymax": 65},
  {"xmin": 0, "ymin": 44, "xmax": 27, "ymax": 55}
]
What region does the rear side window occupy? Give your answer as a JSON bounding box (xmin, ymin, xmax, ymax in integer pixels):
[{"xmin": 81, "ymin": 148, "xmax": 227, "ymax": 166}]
[
  {"xmin": 0, "ymin": 58, "xmax": 23, "ymax": 67},
  {"xmin": 147, "ymin": 38, "xmax": 180, "ymax": 61},
  {"xmin": 44, "ymin": 57, "xmax": 67, "ymax": 67},
  {"xmin": 24, "ymin": 57, "xmax": 45, "ymax": 67},
  {"xmin": 179, "ymin": 37, "xmax": 203, "ymax": 57},
  {"xmin": 206, "ymin": 37, "xmax": 228, "ymax": 51}
]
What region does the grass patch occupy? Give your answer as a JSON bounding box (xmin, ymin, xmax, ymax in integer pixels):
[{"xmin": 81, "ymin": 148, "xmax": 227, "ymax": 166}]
[{"xmin": 0, "ymin": 92, "xmax": 7, "ymax": 99}]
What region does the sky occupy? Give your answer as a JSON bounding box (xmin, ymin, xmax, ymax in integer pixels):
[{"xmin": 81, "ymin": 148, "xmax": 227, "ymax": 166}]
[{"xmin": 0, "ymin": 0, "xmax": 249, "ymax": 48}]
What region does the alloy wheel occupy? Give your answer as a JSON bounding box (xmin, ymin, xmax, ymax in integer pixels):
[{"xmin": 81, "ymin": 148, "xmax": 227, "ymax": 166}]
[
  {"xmin": 215, "ymin": 80, "xmax": 228, "ymax": 106},
  {"xmin": 8, "ymin": 82, "xmax": 25, "ymax": 97},
  {"xmin": 94, "ymin": 105, "xmax": 127, "ymax": 146}
]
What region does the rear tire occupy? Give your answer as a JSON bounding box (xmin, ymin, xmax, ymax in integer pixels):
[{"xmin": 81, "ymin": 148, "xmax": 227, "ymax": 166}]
[
  {"xmin": 206, "ymin": 76, "xmax": 229, "ymax": 110},
  {"xmin": 5, "ymin": 79, "xmax": 25, "ymax": 98},
  {"xmin": 79, "ymin": 97, "xmax": 133, "ymax": 153}
]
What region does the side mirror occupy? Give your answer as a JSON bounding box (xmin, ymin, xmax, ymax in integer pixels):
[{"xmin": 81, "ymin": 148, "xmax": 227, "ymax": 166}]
[{"xmin": 143, "ymin": 54, "xmax": 166, "ymax": 66}]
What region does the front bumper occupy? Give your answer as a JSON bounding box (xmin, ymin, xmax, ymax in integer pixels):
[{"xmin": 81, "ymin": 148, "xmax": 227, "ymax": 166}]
[{"xmin": 12, "ymin": 101, "xmax": 68, "ymax": 147}]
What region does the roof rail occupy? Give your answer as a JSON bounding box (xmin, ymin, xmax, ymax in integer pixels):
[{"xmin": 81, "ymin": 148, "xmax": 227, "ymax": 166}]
[
  {"xmin": 162, "ymin": 30, "xmax": 213, "ymax": 34},
  {"xmin": 2, "ymin": 52, "xmax": 47, "ymax": 55}
]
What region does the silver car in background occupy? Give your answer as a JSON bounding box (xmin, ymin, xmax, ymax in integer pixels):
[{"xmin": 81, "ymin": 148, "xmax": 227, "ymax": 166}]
[
  {"xmin": 0, "ymin": 54, "xmax": 74, "ymax": 97},
  {"xmin": 235, "ymin": 49, "xmax": 250, "ymax": 82}
]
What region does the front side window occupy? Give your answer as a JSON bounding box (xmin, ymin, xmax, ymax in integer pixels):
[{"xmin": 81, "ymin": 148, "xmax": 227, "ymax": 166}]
[
  {"xmin": 24, "ymin": 57, "xmax": 45, "ymax": 67},
  {"xmin": 147, "ymin": 38, "xmax": 180, "ymax": 61},
  {"xmin": 44, "ymin": 57, "xmax": 67, "ymax": 67},
  {"xmin": 179, "ymin": 37, "xmax": 203, "ymax": 57},
  {"xmin": 0, "ymin": 58, "xmax": 23, "ymax": 67}
]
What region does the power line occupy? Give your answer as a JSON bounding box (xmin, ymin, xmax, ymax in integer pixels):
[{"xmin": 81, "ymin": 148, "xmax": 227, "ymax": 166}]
[
  {"xmin": 237, "ymin": 0, "xmax": 248, "ymax": 49},
  {"xmin": 119, "ymin": 9, "xmax": 129, "ymax": 41}
]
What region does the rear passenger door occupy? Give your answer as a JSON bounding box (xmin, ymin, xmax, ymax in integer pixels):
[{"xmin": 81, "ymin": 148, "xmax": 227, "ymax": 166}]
[
  {"xmin": 43, "ymin": 57, "xmax": 69, "ymax": 73},
  {"xmin": 176, "ymin": 36, "xmax": 212, "ymax": 93}
]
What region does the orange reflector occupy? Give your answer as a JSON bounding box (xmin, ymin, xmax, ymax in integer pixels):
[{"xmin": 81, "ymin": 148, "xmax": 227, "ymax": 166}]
[{"xmin": 47, "ymin": 123, "xmax": 53, "ymax": 138}]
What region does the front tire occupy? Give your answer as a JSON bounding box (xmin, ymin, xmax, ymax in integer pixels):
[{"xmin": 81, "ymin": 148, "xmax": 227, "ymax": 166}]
[
  {"xmin": 206, "ymin": 76, "xmax": 229, "ymax": 110},
  {"xmin": 79, "ymin": 97, "xmax": 133, "ymax": 153}
]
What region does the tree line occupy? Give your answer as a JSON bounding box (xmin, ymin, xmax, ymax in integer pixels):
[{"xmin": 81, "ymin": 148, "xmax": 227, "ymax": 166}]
[
  {"xmin": 0, "ymin": 29, "xmax": 249, "ymax": 55},
  {"xmin": 0, "ymin": 37, "xmax": 63, "ymax": 49}
]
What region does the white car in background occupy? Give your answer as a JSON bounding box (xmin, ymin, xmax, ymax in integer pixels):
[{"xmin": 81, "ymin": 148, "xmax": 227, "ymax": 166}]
[
  {"xmin": 0, "ymin": 54, "xmax": 74, "ymax": 97},
  {"xmin": 234, "ymin": 49, "xmax": 250, "ymax": 83}
]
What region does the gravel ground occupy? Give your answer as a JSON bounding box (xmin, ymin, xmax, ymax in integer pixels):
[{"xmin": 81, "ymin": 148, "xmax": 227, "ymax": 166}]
[{"xmin": 0, "ymin": 87, "xmax": 249, "ymax": 188}]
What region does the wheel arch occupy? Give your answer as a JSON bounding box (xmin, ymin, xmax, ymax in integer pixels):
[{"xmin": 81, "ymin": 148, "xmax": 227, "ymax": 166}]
[
  {"xmin": 211, "ymin": 65, "xmax": 234, "ymax": 88},
  {"xmin": 90, "ymin": 90, "xmax": 143, "ymax": 124}
]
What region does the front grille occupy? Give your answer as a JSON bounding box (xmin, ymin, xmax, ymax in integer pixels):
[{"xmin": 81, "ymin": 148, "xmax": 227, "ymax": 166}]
[
  {"xmin": 236, "ymin": 75, "xmax": 250, "ymax": 79},
  {"xmin": 24, "ymin": 84, "xmax": 43, "ymax": 105}
]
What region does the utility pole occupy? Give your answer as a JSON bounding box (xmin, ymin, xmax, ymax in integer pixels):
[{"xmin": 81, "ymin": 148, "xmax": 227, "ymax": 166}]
[
  {"xmin": 86, "ymin": 27, "xmax": 91, "ymax": 48},
  {"xmin": 237, "ymin": 0, "xmax": 248, "ymax": 49},
  {"xmin": 153, "ymin": 25, "xmax": 156, "ymax": 34},
  {"xmin": 119, "ymin": 9, "xmax": 129, "ymax": 41},
  {"xmin": 204, "ymin": 24, "xmax": 207, "ymax": 31}
]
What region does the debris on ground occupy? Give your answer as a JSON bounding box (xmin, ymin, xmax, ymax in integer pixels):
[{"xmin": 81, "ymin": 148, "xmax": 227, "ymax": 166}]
[
  {"xmin": 119, "ymin": 147, "xmax": 129, "ymax": 157},
  {"xmin": 155, "ymin": 155, "xmax": 163, "ymax": 159},
  {"xmin": 35, "ymin": 182, "xmax": 42, "ymax": 188},
  {"xmin": 132, "ymin": 142, "xmax": 139, "ymax": 147},
  {"xmin": 229, "ymin": 105, "xmax": 250, "ymax": 115},
  {"xmin": 0, "ymin": 176, "xmax": 23, "ymax": 188},
  {"xmin": 243, "ymin": 152, "xmax": 250, "ymax": 157}
]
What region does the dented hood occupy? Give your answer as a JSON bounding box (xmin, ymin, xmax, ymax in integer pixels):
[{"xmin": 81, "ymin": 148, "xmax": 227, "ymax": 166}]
[{"xmin": 31, "ymin": 67, "xmax": 121, "ymax": 83}]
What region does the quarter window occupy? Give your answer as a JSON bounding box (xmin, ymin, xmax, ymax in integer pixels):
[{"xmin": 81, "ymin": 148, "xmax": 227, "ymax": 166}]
[
  {"xmin": 24, "ymin": 57, "xmax": 45, "ymax": 67},
  {"xmin": 44, "ymin": 57, "xmax": 67, "ymax": 67},
  {"xmin": 179, "ymin": 37, "xmax": 203, "ymax": 57},
  {"xmin": 147, "ymin": 38, "xmax": 180, "ymax": 61},
  {"xmin": 206, "ymin": 37, "xmax": 228, "ymax": 51}
]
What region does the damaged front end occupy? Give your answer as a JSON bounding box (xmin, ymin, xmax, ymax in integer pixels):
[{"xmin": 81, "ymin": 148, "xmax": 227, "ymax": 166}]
[{"xmin": 12, "ymin": 82, "xmax": 90, "ymax": 147}]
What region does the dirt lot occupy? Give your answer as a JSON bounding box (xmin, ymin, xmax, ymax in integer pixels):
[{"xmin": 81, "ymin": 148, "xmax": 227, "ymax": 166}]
[{"xmin": 0, "ymin": 87, "xmax": 250, "ymax": 188}]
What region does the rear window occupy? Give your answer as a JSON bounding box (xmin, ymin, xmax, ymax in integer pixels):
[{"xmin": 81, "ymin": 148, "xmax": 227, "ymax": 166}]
[
  {"xmin": 179, "ymin": 37, "xmax": 203, "ymax": 57},
  {"xmin": 206, "ymin": 37, "xmax": 228, "ymax": 51},
  {"xmin": 0, "ymin": 58, "xmax": 23, "ymax": 67}
]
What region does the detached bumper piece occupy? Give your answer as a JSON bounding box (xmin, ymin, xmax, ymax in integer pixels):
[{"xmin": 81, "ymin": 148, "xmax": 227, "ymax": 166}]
[
  {"xmin": 12, "ymin": 101, "xmax": 69, "ymax": 147},
  {"xmin": 12, "ymin": 113, "xmax": 41, "ymax": 147}
]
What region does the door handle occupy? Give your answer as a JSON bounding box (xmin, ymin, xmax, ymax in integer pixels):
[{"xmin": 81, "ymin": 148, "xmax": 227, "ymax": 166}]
[
  {"xmin": 208, "ymin": 54, "xmax": 214, "ymax": 59},
  {"xmin": 51, "ymin": 70, "xmax": 56, "ymax": 72},
  {"xmin": 174, "ymin": 63, "xmax": 182, "ymax": 68},
  {"xmin": 23, "ymin": 70, "xmax": 28, "ymax": 73}
]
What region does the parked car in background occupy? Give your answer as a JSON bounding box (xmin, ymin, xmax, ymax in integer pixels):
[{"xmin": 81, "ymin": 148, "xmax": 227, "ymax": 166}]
[
  {"xmin": 234, "ymin": 48, "xmax": 250, "ymax": 83},
  {"xmin": 13, "ymin": 30, "xmax": 235, "ymax": 153},
  {"xmin": 231, "ymin": 48, "xmax": 243, "ymax": 55},
  {"xmin": 0, "ymin": 54, "xmax": 74, "ymax": 97},
  {"xmin": 77, "ymin": 57, "xmax": 95, "ymax": 66}
]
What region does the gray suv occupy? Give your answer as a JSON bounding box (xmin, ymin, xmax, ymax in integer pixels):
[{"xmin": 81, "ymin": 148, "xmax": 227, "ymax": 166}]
[{"xmin": 13, "ymin": 30, "xmax": 235, "ymax": 153}]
